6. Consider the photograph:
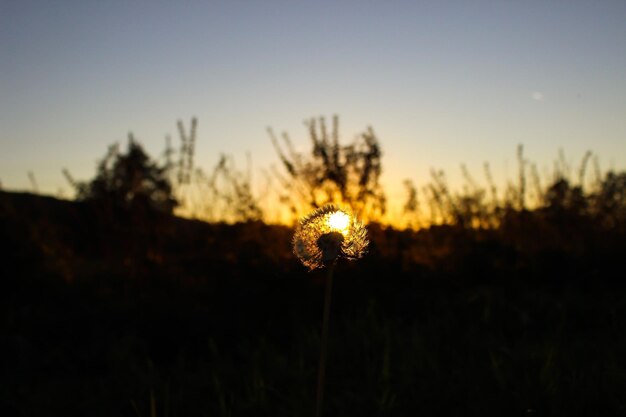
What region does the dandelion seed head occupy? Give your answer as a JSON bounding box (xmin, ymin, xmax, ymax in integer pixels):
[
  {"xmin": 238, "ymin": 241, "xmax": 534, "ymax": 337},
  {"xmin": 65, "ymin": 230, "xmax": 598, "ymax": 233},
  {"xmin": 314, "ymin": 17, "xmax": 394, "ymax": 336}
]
[{"xmin": 293, "ymin": 205, "xmax": 369, "ymax": 270}]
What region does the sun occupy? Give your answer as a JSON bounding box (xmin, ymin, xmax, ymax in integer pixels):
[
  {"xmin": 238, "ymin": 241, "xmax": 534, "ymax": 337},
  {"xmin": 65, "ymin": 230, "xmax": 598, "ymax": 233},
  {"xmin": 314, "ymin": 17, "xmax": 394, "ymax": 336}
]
[{"xmin": 327, "ymin": 211, "xmax": 350, "ymax": 234}]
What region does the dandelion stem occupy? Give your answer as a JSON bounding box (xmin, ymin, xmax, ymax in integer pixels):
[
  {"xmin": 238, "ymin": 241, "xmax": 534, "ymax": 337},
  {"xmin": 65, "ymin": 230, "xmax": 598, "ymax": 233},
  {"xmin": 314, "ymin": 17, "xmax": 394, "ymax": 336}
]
[{"xmin": 316, "ymin": 262, "xmax": 335, "ymax": 417}]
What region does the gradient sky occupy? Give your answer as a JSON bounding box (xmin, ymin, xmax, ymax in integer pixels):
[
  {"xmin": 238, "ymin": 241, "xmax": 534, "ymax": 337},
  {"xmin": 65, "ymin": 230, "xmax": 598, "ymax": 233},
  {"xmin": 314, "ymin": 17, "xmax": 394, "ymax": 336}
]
[{"xmin": 2, "ymin": 1, "xmax": 625, "ymax": 214}]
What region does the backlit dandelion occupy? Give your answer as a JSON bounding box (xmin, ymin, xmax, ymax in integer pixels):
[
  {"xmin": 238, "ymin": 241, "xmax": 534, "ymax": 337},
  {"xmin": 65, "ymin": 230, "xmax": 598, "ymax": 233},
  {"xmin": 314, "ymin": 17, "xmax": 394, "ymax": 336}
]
[
  {"xmin": 292, "ymin": 205, "xmax": 368, "ymax": 270},
  {"xmin": 292, "ymin": 204, "xmax": 368, "ymax": 417}
]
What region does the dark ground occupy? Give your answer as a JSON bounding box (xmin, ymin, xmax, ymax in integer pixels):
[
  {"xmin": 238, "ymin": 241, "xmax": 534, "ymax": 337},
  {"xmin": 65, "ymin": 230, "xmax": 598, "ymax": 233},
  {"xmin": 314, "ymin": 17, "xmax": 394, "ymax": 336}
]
[{"xmin": 1, "ymin": 191, "xmax": 626, "ymax": 416}]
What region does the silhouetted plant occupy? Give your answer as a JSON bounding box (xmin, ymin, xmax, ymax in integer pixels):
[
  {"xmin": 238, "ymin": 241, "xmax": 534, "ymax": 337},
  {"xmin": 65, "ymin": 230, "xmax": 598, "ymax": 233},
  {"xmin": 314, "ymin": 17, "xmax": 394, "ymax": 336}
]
[
  {"xmin": 28, "ymin": 171, "xmax": 39, "ymax": 194},
  {"xmin": 160, "ymin": 117, "xmax": 198, "ymax": 188},
  {"xmin": 71, "ymin": 136, "xmax": 176, "ymax": 214},
  {"xmin": 405, "ymin": 147, "xmax": 625, "ymax": 234},
  {"xmin": 271, "ymin": 116, "xmax": 385, "ymax": 222},
  {"xmin": 591, "ymin": 171, "xmax": 626, "ymax": 231},
  {"xmin": 292, "ymin": 205, "xmax": 368, "ymax": 417},
  {"xmin": 542, "ymin": 178, "xmax": 586, "ymax": 214},
  {"xmin": 401, "ymin": 179, "xmax": 420, "ymax": 229},
  {"xmin": 158, "ymin": 118, "xmax": 263, "ymax": 223},
  {"xmin": 210, "ymin": 154, "xmax": 263, "ymax": 222},
  {"xmin": 161, "ymin": 117, "xmax": 204, "ymax": 216}
]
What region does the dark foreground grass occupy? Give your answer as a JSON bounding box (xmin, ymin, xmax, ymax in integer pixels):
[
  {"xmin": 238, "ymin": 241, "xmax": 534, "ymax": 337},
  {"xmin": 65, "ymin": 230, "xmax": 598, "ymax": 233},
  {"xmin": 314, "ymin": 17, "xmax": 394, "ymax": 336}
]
[
  {"xmin": 3, "ymin": 268, "xmax": 626, "ymax": 417},
  {"xmin": 1, "ymin": 191, "xmax": 626, "ymax": 416}
]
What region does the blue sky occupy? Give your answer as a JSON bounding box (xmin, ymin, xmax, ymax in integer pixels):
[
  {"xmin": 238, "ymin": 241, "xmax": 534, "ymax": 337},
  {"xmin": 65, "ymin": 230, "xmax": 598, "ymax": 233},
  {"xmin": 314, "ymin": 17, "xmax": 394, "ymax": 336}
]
[{"xmin": 2, "ymin": 1, "xmax": 625, "ymax": 213}]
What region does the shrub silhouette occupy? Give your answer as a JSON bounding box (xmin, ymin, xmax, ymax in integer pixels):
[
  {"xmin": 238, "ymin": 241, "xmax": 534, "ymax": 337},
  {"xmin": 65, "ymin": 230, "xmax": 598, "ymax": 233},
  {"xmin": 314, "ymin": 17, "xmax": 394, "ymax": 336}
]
[
  {"xmin": 270, "ymin": 115, "xmax": 385, "ymax": 222},
  {"xmin": 72, "ymin": 136, "xmax": 177, "ymax": 214},
  {"xmin": 592, "ymin": 171, "xmax": 626, "ymax": 231}
]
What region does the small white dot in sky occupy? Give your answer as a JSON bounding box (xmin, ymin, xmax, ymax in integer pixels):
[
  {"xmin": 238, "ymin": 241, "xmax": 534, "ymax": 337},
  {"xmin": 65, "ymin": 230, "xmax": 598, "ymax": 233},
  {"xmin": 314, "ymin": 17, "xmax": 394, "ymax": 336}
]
[{"xmin": 531, "ymin": 91, "xmax": 545, "ymax": 101}]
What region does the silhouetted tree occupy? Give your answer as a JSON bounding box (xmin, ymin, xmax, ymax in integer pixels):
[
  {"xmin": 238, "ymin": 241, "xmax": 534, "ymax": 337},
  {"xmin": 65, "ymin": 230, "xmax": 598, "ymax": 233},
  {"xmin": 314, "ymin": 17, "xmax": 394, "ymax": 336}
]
[{"xmin": 74, "ymin": 136, "xmax": 177, "ymax": 214}]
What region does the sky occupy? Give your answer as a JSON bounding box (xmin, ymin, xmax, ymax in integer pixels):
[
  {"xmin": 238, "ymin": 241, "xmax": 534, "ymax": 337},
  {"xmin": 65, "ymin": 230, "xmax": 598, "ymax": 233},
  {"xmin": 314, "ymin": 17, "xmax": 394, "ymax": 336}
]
[{"xmin": 1, "ymin": 0, "xmax": 625, "ymax": 218}]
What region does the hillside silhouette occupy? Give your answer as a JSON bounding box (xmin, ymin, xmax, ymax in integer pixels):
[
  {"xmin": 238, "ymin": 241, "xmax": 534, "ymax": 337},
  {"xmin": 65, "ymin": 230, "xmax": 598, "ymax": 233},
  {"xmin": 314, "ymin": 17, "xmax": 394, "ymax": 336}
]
[{"xmin": 2, "ymin": 174, "xmax": 626, "ymax": 416}]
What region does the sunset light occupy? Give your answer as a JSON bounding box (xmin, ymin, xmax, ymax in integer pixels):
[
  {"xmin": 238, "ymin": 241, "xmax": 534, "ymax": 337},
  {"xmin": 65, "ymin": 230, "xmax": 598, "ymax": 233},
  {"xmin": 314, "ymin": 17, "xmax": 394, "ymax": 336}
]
[{"xmin": 326, "ymin": 211, "xmax": 350, "ymax": 235}]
